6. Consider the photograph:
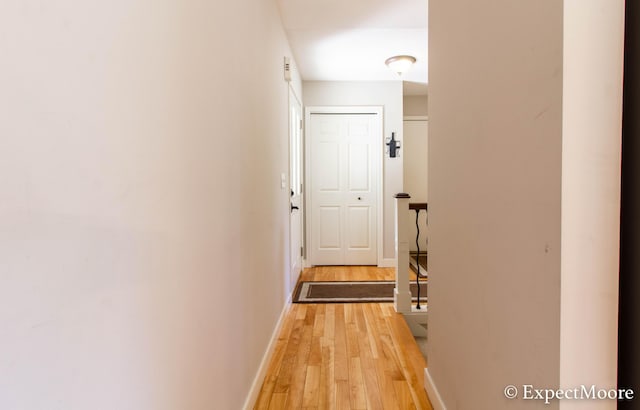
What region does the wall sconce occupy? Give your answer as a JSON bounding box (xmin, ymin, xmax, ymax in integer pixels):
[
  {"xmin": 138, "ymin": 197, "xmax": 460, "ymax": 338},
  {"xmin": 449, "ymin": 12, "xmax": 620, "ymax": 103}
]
[
  {"xmin": 385, "ymin": 55, "xmax": 417, "ymax": 76},
  {"xmin": 386, "ymin": 132, "xmax": 401, "ymax": 158}
]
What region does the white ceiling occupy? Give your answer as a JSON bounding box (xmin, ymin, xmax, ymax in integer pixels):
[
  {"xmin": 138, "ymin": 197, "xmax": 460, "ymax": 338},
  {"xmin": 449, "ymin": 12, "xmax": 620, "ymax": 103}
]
[{"xmin": 276, "ymin": 0, "xmax": 428, "ymax": 87}]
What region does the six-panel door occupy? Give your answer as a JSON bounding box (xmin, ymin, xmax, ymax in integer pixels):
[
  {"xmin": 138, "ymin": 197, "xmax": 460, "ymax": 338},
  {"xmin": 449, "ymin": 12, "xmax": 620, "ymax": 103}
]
[{"xmin": 309, "ymin": 113, "xmax": 380, "ymax": 265}]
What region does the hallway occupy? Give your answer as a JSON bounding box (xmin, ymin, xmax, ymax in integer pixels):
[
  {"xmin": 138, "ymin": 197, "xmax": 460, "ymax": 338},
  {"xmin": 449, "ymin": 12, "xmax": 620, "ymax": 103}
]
[{"xmin": 254, "ymin": 267, "xmax": 432, "ymax": 409}]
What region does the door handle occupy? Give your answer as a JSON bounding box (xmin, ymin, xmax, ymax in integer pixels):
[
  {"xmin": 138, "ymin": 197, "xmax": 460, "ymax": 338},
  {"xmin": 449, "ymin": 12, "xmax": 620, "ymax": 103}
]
[{"xmin": 291, "ymin": 203, "xmax": 299, "ymax": 212}]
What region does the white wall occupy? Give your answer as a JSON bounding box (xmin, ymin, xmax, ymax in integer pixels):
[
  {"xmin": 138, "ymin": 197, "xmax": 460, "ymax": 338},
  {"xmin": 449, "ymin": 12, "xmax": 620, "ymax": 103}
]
[
  {"xmin": 404, "ymin": 95, "xmax": 429, "ymax": 117},
  {"xmin": 403, "ymin": 120, "xmax": 429, "ymax": 252},
  {"xmin": 427, "ymin": 0, "xmax": 564, "ymax": 408},
  {"xmin": 426, "ymin": 0, "xmax": 623, "ymax": 409},
  {"xmin": 0, "ymin": 1, "xmax": 300, "ymax": 409},
  {"xmin": 404, "ymin": 94, "xmax": 429, "ymax": 253},
  {"xmin": 303, "ymin": 81, "xmax": 404, "ymax": 262},
  {"xmin": 560, "ymin": 1, "xmax": 624, "ymax": 407}
]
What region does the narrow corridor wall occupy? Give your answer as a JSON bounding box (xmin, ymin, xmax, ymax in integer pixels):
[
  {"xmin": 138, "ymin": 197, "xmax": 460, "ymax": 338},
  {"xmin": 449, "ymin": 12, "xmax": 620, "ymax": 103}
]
[
  {"xmin": 0, "ymin": 1, "xmax": 300, "ymax": 409},
  {"xmin": 426, "ymin": 1, "xmax": 623, "ymax": 409}
]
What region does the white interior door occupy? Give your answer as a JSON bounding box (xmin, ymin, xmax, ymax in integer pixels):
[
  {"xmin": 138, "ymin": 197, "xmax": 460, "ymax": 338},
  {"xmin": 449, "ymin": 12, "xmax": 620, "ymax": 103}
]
[
  {"xmin": 308, "ymin": 110, "xmax": 381, "ymax": 265},
  {"xmin": 289, "ymin": 89, "xmax": 303, "ymax": 289}
]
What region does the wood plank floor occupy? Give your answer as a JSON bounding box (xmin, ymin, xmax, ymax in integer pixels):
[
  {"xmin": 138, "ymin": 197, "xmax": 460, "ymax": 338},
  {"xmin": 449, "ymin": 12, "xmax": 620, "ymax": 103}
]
[{"xmin": 254, "ymin": 266, "xmax": 432, "ymax": 410}]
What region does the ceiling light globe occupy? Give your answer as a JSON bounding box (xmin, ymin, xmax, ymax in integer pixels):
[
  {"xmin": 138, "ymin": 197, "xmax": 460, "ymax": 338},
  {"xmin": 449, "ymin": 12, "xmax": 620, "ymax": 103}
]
[{"xmin": 385, "ymin": 55, "xmax": 417, "ymax": 75}]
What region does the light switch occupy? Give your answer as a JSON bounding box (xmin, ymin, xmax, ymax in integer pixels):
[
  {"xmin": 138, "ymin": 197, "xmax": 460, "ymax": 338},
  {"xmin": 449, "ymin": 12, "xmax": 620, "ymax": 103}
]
[{"xmin": 281, "ymin": 173, "xmax": 287, "ymax": 189}]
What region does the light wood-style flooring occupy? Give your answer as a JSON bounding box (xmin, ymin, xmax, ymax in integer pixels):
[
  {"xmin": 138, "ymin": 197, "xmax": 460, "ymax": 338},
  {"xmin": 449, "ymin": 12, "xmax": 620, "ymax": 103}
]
[{"xmin": 254, "ymin": 266, "xmax": 432, "ymax": 409}]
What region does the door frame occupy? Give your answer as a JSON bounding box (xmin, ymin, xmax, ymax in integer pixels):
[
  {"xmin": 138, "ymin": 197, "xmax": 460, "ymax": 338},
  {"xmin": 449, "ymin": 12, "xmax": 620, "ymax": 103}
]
[
  {"xmin": 288, "ymin": 85, "xmax": 304, "ymax": 292},
  {"xmin": 304, "ymin": 106, "xmax": 384, "ymax": 266}
]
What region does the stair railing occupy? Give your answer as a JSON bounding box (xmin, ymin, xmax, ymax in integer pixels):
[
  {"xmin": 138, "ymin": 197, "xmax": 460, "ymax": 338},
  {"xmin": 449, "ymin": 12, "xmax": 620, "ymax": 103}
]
[
  {"xmin": 409, "ymin": 202, "xmax": 427, "ymax": 309},
  {"xmin": 394, "ymin": 193, "xmax": 428, "ymax": 336}
]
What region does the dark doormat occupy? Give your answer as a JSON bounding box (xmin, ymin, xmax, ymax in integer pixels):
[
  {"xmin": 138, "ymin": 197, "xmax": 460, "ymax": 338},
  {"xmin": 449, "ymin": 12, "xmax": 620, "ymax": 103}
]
[{"xmin": 293, "ymin": 280, "xmax": 427, "ymax": 304}]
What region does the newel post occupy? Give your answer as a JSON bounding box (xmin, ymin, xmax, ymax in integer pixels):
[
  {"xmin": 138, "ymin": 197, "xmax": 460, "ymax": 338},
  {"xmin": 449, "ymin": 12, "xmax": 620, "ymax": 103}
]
[{"xmin": 394, "ymin": 193, "xmax": 412, "ymax": 313}]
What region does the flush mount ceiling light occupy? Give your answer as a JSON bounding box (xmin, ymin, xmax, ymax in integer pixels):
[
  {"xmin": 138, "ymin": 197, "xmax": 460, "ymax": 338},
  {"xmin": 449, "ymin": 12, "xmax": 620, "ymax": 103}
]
[{"xmin": 385, "ymin": 55, "xmax": 417, "ymax": 75}]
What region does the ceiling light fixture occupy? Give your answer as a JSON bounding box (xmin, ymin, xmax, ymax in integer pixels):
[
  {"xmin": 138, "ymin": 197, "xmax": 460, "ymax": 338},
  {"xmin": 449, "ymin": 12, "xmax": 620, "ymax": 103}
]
[{"xmin": 385, "ymin": 55, "xmax": 417, "ymax": 75}]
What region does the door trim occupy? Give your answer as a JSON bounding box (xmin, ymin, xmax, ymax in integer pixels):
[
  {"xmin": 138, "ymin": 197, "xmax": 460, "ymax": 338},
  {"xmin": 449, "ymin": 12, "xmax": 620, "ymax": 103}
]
[
  {"xmin": 288, "ymin": 85, "xmax": 303, "ymax": 293},
  {"xmin": 305, "ymin": 106, "xmax": 384, "ymax": 266}
]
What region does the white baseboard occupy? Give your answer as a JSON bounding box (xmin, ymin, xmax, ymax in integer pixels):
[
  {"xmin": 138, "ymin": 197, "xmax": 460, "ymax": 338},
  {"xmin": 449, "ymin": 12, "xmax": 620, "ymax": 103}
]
[
  {"xmin": 242, "ymin": 295, "xmax": 292, "ymax": 410},
  {"xmin": 304, "ymin": 258, "xmax": 395, "ymax": 268},
  {"xmin": 424, "ymin": 368, "xmax": 447, "ymax": 410},
  {"xmin": 378, "ymin": 257, "xmax": 396, "ymax": 268}
]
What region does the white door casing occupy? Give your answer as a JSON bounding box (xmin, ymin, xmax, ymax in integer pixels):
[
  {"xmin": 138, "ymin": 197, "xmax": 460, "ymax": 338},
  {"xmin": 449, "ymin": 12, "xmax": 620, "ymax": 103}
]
[
  {"xmin": 289, "ymin": 87, "xmax": 303, "ymax": 291},
  {"xmin": 306, "ymin": 107, "xmax": 383, "ymax": 266}
]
